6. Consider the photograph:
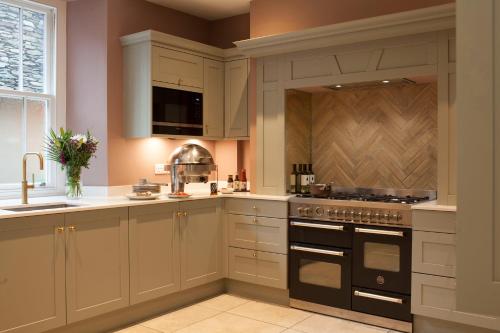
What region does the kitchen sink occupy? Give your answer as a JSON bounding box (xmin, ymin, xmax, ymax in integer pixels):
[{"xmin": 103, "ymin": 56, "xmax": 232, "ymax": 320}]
[{"xmin": 3, "ymin": 203, "xmax": 81, "ymax": 212}]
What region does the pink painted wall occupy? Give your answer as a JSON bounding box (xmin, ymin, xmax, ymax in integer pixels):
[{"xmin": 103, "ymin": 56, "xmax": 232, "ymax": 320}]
[
  {"xmin": 250, "ymin": 0, "xmax": 454, "ymax": 38},
  {"xmin": 209, "ymin": 14, "xmax": 250, "ymax": 49},
  {"xmin": 106, "ymin": 0, "xmax": 211, "ymax": 185},
  {"xmin": 68, "ymin": 0, "xmax": 250, "ymax": 186},
  {"xmin": 67, "ymin": 0, "xmax": 108, "ymax": 186}
]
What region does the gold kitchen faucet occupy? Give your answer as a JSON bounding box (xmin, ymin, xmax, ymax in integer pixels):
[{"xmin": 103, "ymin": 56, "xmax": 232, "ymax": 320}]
[{"xmin": 21, "ymin": 152, "xmax": 44, "ymax": 204}]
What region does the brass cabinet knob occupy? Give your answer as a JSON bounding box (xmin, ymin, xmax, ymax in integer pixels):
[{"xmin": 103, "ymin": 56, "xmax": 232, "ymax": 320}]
[
  {"xmin": 253, "ymin": 217, "xmax": 257, "ymax": 223},
  {"xmin": 252, "ymin": 251, "xmax": 257, "ymax": 257},
  {"xmin": 252, "ymin": 205, "xmax": 257, "ymax": 210},
  {"xmin": 177, "ymin": 211, "xmax": 182, "ymax": 217},
  {"xmin": 68, "ymin": 226, "xmax": 76, "ymax": 231},
  {"xmin": 55, "ymin": 227, "xmax": 65, "ymax": 233},
  {"xmin": 183, "ymin": 211, "xmax": 187, "ymax": 217}
]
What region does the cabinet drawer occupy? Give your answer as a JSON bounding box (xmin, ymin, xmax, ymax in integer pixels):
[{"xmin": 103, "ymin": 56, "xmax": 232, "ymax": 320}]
[
  {"xmin": 152, "ymin": 47, "xmax": 203, "ymax": 88},
  {"xmin": 411, "ymin": 273, "xmax": 456, "ymax": 317},
  {"xmin": 227, "ymin": 214, "xmax": 287, "ymax": 254},
  {"xmin": 224, "ymin": 198, "xmax": 287, "ymax": 218},
  {"xmin": 412, "ymin": 231, "xmax": 456, "ymax": 277},
  {"xmin": 412, "ymin": 210, "xmax": 456, "ymax": 233},
  {"xmin": 228, "ymin": 247, "xmax": 287, "ymax": 289}
]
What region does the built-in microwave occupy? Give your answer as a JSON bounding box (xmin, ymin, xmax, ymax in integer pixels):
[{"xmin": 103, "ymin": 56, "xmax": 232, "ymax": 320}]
[{"xmin": 152, "ymin": 86, "xmax": 203, "ymax": 136}]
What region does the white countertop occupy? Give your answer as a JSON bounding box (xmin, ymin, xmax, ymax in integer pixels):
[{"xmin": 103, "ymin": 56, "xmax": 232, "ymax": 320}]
[
  {"xmin": 411, "ymin": 200, "xmax": 456, "ymax": 212},
  {"xmin": 0, "ymin": 192, "xmax": 292, "ymax": 220}
]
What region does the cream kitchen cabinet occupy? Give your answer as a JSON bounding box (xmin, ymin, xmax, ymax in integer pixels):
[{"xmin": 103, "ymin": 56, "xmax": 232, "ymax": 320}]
[
  {"xmin": 0, "ymin": 215, "xmax": 66, "ymax": 333},
  {"xmin": 225, "ymin": 59, "xmax": 249, "ymax": 138},
  {"xmin": 122, "ymin": 30, "xmax": 249, "ymax": 140},
  {"xmin": 65, "ymin": 208, "xmax": 129, "ymax": 323},
  {"xmin": 129, "ymin": 203, "xmax": 180, "ymax": 304},
  {"xmin": 179, "ymin": 199, "xmax": 223, "ymax": 290},
  {"xmin": 227, "ymin": 214, "xmax": 287, "ymax": 254},
  {"xmin": 228, "ymin": 247, "xmax": 287, "ymax": 289},
  {"xmin": 152, "ymin": 46, "xmax": 204, "ymax": 88},
  {"xmin": 203, "ymin": 59, "xmax": 225, "ymax": 138},
  {"xmin": 224, "ymin": 198, "xmax": 288, "ymax": 290},
  {"xmin": 224, "ymin": 198, "xmax": 288, "ymax": 218}
]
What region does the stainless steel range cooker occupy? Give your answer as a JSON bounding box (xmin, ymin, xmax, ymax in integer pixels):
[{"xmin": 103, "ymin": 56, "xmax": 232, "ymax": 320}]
[{"xmin": 288, "ymin": 187, "xmax": 436, "ymax": 333}]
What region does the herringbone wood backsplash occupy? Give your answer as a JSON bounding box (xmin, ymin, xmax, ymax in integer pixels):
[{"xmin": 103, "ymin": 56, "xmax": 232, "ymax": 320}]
[{"xmin": 311, "ymin": 83, "xmax": 437, "ymax": 189}]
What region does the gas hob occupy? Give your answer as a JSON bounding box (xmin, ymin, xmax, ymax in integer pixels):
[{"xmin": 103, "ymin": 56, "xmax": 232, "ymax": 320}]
[{"xmin": 289, "ymin": 187, "xmax": 436, "ymax": 228}]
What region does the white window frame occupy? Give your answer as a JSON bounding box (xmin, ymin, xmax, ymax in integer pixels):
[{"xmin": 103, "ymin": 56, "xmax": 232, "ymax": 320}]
[{"xmin": 0, "ymin": 0, "xmax": 66, "ymax": 198}]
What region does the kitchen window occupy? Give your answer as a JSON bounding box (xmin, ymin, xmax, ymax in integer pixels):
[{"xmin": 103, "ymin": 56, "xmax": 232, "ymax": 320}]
[{"xmin": 0, "ymin": 0, "xmax": 65, "ymax": 197}]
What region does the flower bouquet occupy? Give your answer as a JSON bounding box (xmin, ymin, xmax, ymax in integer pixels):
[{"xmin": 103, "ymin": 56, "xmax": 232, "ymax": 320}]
[{"xmin": 46, "ymin": 128, "xmax": 98, "ymax": 198}]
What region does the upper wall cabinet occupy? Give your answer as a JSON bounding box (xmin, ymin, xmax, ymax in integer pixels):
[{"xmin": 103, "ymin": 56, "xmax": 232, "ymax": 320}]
[
  {"xmin": 152, "ymin": 47, "xmax": 204, "ymax": 88},
  {"xmin": 203, "ymin": 59, "xmax": 225, "ymax": 138},
  {"xmin": 121, "ymin": 30, "xmax": 249, "ymax": 140},
  {"xmin": 225, "ymin": 59, "xmax": 249, "ymax": 138}
]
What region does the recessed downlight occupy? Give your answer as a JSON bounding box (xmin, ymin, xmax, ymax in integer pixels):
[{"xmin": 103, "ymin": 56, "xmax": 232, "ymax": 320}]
[
  {"xmin": 335, "ymin": 84, "xmax": 342, "ymax": 88},
  {"xmin": 382, "ymin": 80, "xmax": 390, "ymax": 84}
]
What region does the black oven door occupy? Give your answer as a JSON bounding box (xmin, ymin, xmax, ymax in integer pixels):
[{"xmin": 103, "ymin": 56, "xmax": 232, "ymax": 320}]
[
  {"xmin": 289, "ymin": 243, "xmax": 351, "ymax": 309},
  {"xmin": 353, "ymin": 226, "xmax": 411, "ymax": 294}
]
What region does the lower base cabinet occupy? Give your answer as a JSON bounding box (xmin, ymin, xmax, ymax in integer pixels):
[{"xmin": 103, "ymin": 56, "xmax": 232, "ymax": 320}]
[
  {"xmin": 228, "ymin": 247, "xmax": 287, "ymax": 289},
  {"xmin": 0, "ymin": 215, "xmax": 66, "ymax": 333},
  {"xmin": 180, "ymin": 200, "xmax": 223, "ymax": 290},
  {"xmin": 65, "ymin": 208, "xmax": 129, "ymax": 323},
  {"xmin": 129, "ymin": 203, "xmax": 180, "ymax": 304}
]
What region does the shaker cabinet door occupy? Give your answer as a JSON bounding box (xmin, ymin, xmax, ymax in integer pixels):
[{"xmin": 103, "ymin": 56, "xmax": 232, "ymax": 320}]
[
  {"xmin": 0, "ymin": 215, "xmax": 66, "ymax": 333},
  {"xmin": 129, "ymin": 203, "xmax": 180, "ymax": 304},
  {"xmin": 225, "ymin": 59, "xmax": 249, "ymax": 138},
  {"xmin": 203, "ymin": 59, "xmax": 224, "ymax": 138},
  {"xmin": 152, "ymin": 47, "xmax": 203, "ymax": 88},
  {"xmin": 179, "ymin": 200, "xmax": 223, "ymax": 289},
  {"xmin": 65, "ymin": 208, "xmax": 129, "ymax": 323}
]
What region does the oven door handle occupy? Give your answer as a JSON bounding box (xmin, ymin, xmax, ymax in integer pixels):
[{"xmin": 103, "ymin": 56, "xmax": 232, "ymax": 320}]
[
  {"xmin": 290, "ymin": 245, "xmax": 344, "ymax": 257},
  {"xmin": 353, "ymin": 290, "xmax": 403, "ymax": 304},
  {"xmin": 290, "ymin": 221, "xmax": 344, "ymax": 231},
  {"xmin": 354, "ymin": 227, "xmax": 404, "ymax": 237}
]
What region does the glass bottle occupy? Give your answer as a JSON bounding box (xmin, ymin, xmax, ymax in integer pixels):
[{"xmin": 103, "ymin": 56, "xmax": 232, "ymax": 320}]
[
  {"xmin": 300, "ymin": 164, "xmax": 310, "ymax": 194},
  {"xmin": 227, "ymin": 174, "xmax": 234, "ymax": 189},
  {"xmin": 240, "ymin": 169, "xmax": 248, "ymax": 192},
  {"xmin": 290, "ymin": 164, "xmax": 297, "ymax": 194},
  {"xmin": 234, "ymin": 174, "xmax": 240, "ymax": 191},
  {"xmin": 308, "ymin": 163, "xmax": 315, "ymax": 185}
]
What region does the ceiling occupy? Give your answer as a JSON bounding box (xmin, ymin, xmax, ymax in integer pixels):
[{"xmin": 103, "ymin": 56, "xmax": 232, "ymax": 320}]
[{"xmin": 145, "ymin": 0, "xmax": 251, "ymax": 20}]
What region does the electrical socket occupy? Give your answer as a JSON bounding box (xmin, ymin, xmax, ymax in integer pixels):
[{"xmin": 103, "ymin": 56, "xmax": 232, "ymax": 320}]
[{"xmin": 154, "ymin": 164, "xmax": 167, "ymax": 175}]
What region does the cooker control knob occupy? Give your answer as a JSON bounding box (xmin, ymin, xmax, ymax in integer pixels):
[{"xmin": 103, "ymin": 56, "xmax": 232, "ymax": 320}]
[
  {"xmin": 304, "ymin": 207, "xmax": 312, "ymax": 216},
  {"xmin": 326, "ymin": 209, "xmax": 334, "ymax": 218},
  {"xmin": 315, "ymin": 207, "xmax": 324, "ymax": 216},
  {"xmin": 365, "ymin": 212, "xmax": 372, "ymax": 222},
  {"xmin": 384, "ymin": 213, "xmax": 390, "ymax": 221},
  {"xmin": 341, "ymin": 210, "xmax": 347, "ymax": 220},
  {"xmin": 391, "ymin": 214, "xmax": 401, "ymax": 221},
  {"xmin": 297, "ymin": 207, "xmax": 304, "ymax": 216},
  {"xmin": 357, "ymin": 211, "xmax": 363, "ymax": 220}
]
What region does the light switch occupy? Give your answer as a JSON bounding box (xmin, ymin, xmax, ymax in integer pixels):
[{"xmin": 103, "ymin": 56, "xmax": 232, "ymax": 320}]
[{"xmin": 154, "ymin": 164, "xmax": 167, "ymax": 175}]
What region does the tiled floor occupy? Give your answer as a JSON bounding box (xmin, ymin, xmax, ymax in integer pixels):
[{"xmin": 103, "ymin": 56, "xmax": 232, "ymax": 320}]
[{"xmin": 114, "ymin": 294, "xmax": 402, "ymax": 333}]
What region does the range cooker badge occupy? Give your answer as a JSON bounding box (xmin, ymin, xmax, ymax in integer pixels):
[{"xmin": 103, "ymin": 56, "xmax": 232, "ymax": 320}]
[{"xmin": 376, "ymin": 275, "xmax": 385, "ymax": 285}]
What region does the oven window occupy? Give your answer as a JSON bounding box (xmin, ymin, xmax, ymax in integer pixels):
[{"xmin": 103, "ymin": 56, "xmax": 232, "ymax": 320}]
[
  {"xmin": 299, "ymin": 259, "xmax": 341, "ymax": 289},
  {"xmin": 364, "ymin": 242, "xmax": 400, "ymax": 272}
]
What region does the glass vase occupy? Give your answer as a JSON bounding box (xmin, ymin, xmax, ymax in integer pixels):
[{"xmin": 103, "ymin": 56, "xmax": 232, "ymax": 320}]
[{"xmin": 66, "ymin": 166, "xmax": 83, "ymax": 199}]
